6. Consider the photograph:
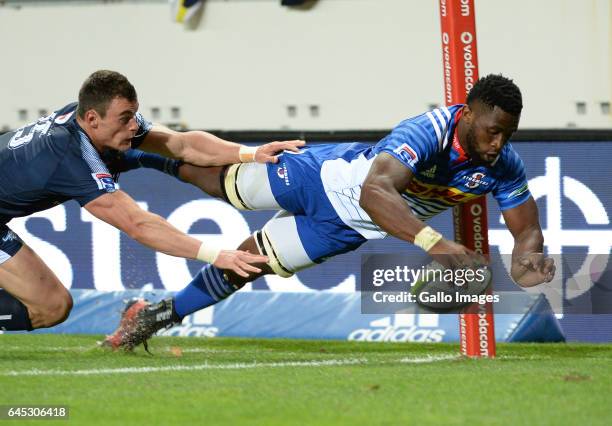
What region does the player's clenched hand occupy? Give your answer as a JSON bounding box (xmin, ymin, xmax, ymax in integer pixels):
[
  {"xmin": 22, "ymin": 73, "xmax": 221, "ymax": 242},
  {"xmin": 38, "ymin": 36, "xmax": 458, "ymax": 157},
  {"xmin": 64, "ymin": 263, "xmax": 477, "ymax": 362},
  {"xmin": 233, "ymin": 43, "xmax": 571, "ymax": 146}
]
[
  {"xmin": 255, "ymin": 140, "xmax": 306, "ymax": 164},
  {"xmin": 428, "ymin": 239, "xmax": 488, "ymax": 270},
  {"xmin": 213, "ymin": 250, "xmax": 269, "ymax": 278},
  {"xmin": 511, "ymin": 253, "xmax": 555, "ymax": 287}
]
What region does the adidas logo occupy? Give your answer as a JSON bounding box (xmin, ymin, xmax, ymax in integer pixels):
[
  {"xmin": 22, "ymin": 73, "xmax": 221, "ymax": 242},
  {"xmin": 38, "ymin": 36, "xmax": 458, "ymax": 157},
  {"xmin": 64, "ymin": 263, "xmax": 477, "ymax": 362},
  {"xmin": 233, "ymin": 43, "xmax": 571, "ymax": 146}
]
[
  {"xmin": 348, "ymin": 313, "xmax": 445, "ymax": 343},
  {"xmin": 422, "ymin": 165, "xmax": 437, "ymax": 179},
  {"xmin": 158, "ymin": 306, "xmax": 218, "ymax": 338}
]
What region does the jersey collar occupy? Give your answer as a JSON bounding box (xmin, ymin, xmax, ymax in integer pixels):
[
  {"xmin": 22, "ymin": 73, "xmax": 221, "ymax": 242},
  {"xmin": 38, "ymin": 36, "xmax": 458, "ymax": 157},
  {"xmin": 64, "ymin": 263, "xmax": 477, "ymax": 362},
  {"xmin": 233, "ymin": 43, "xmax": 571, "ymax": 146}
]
[{"xmin": 451, "ymin": 108, "xmax": 469, "ymax": 165}]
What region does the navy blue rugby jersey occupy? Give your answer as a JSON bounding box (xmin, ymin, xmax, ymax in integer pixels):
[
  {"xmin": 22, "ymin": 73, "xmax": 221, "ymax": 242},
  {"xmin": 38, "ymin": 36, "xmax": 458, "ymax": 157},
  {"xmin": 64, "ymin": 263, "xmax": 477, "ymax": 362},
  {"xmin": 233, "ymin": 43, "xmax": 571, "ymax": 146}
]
[{"xmin": 0, "ymin": 103, "xmax": 152, "ymax": 224}]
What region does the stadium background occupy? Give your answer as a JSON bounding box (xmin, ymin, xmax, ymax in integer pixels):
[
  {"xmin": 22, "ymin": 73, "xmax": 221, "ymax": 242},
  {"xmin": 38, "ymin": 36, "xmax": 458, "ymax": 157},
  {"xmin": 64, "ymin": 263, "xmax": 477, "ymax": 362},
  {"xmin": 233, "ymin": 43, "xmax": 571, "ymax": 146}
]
[{"xmin": 1, "ymin": 0, "xmax": 611, "ymax": 342}]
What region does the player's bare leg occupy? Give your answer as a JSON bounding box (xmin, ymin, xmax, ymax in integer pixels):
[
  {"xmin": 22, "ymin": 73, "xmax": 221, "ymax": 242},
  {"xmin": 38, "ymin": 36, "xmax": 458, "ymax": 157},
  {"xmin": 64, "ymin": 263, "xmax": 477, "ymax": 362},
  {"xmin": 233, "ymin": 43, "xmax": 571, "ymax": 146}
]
[
  {"xmin": 0, "ymin": 245, "xmax": 73, "ymax": 329},
  {"xmin": 222, "ymin": 236, "xmax": 273, "ymax": 287},
  {"xmin": 177, "ymin": 164, "xmax": 227, "ymax": 200}
]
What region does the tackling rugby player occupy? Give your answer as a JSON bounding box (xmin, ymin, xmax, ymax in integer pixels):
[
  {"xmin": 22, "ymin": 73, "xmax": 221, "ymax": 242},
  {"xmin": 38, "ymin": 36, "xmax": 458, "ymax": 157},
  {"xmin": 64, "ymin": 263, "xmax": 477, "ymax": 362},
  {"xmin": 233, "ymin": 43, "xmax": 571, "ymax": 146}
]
[{"xmin": 0, "ymin": 70, "xmax": 303, "ymax": 332}]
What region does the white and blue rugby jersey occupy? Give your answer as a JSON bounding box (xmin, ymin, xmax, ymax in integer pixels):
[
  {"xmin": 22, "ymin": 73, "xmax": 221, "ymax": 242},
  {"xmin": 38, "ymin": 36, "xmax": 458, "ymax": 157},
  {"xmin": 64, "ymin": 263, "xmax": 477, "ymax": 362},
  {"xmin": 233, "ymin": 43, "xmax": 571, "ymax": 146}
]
[
  {"xmin": 289, "ymin": 104, "xmax": 530, "ymax": 240},
  {"xmin": 0, "ymin": 103, "xmax": 152, "ymax": 224}
]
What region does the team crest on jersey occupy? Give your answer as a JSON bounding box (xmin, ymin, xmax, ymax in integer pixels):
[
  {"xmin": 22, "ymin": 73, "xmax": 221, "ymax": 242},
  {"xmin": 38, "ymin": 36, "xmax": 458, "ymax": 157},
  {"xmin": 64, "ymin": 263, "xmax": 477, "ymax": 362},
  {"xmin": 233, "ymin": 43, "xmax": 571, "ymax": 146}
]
[
  {"xmin": 91, "ymin": 173, "xmax": 118, "ymax": 192},
  {"xmin": 54, "ymin": 111, "xmax": 74, "ymax": 124},
  {"xmin": 463, "ymin": 172, "xmax": 489, "ymax": 189},
  {"xmin": 394, "ymin": 143, "xmax": 419, "ymax": 166}
]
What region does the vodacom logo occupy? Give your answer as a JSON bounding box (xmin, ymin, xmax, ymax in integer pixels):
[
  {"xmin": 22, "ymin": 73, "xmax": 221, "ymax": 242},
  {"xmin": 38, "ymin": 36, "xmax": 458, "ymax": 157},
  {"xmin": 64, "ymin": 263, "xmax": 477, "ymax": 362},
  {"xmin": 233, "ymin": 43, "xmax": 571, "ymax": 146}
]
[{"xmin": 489, "ymin": 157, "xmax": 611, "ymax": 313}]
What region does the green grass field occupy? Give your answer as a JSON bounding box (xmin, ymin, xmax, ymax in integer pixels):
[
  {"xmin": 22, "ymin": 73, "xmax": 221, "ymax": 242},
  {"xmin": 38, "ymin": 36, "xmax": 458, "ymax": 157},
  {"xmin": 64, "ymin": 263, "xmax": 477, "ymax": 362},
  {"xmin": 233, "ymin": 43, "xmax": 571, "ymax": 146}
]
[{"xmin": 0, "ymin": 335, "xmax": 611, "ymax": 425}]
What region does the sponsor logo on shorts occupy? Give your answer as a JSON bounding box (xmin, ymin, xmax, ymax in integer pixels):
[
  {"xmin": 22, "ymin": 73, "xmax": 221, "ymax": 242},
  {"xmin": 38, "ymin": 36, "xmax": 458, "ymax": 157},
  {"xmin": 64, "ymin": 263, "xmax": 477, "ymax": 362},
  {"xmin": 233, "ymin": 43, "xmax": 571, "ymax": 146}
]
[
  {"xmin": 1, "ymin": 314, "xmax": 14, "ymax": 331},
  {"xmin": 277, "ymin": 164, "xmax": 290, "ymax": 186},
  {"xmin": 463, "ymin": 172, "xmax": 489, "ymax": 189},
  {"xmin": 1, "ymin": 231, "xmax": 17, "ymax": 243},
  {"xmin": 394, "ymin": 143, "xmax": 419, "ymax": 166},
  {"xmin": 91, "ymin": 173, "xmax": 118, "ymax": 192}
]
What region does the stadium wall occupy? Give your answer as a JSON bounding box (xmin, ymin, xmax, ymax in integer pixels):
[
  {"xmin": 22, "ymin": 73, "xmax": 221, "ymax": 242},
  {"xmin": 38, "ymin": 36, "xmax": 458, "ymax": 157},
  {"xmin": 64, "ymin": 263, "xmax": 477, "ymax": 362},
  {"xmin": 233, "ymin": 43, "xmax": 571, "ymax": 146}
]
[{"xmin": 0, "ymin": 0, "xmax": 610, "ymax": 131}]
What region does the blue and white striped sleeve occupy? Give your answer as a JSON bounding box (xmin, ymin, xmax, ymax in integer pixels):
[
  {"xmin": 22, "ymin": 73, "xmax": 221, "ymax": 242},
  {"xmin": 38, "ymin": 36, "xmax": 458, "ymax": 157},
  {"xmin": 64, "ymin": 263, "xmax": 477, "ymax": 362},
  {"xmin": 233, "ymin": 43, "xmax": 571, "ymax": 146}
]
[
  {"xmin": 376, "ymin": 107, "xmax": 454, "ymax": 172},
  {"xmin": 492, "ymin": 150, "xmax": 531, "ymax": 211}
]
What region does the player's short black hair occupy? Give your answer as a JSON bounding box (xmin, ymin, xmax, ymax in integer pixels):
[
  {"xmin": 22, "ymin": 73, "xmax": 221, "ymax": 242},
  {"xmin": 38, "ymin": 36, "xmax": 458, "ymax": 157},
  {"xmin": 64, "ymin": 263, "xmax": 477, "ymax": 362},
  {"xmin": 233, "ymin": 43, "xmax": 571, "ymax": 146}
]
[
  {"xmin": 77, "ymin": 70, "xmax": 137, "ymax": 118},
  {"xmin": 466, "ymin": 74, "xmax": 522, "ymax": 116}
]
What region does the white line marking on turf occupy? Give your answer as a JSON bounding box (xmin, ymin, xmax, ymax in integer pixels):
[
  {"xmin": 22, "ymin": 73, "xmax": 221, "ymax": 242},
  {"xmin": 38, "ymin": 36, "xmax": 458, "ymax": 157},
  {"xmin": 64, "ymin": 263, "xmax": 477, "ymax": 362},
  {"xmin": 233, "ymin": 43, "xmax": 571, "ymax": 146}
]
[
  {"xmin": 0, "ymin": 346, "xmax": 92, "ymax": 352},
  {"xmin": 399, "ymin": 354, "xmax": 460, "ymax": 363},
  {"xmin": 2, "ymin": 359, "xmax": 368, "ymax": 377},
  {"xmin": 0, "ymin": 346, "xmax": 302, "ymax": 356},
  {"xmin": 2, "ymin": 355, "xmax": 458, "ymax": 377},
  {"xmin": 496, "ymin": 355, "xmax": 554, "ymax": 361}
]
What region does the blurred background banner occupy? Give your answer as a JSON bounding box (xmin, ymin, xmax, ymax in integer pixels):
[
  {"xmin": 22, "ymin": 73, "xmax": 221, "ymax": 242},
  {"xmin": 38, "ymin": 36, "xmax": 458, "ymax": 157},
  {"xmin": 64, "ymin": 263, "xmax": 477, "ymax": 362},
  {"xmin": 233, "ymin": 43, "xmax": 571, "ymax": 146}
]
[
  {"xmin": 8, "ymin": 138, "xmax": 611, "ymax": 340},
  {"xmin": 27, "ymin": 289, "xmax": 565, "ymax": 345}
]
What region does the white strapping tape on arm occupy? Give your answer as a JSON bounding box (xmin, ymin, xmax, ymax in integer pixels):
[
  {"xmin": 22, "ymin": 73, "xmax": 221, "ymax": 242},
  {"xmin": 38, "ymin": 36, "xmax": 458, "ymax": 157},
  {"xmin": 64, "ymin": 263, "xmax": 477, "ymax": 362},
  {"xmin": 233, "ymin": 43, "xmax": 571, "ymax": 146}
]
[
  {"xmin": 239, "ymin": 146, "xmax": 257, "ymax": 163},
  {"xmin": 413, "ymin": 226, "xmax": 443, "ymax": 252},
  {"xmin": 196, "ymin": 243, "xmax": 222, "ymax": 264}
]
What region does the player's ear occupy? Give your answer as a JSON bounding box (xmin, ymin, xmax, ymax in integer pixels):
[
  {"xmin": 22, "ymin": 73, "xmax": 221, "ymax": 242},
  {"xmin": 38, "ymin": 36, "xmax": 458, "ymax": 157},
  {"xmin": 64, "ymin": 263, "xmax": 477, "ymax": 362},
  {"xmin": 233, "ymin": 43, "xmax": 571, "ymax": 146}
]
[
  {"xmin": 462, "ymin": 104, "xmax": 474, "ymax": 124},
  {"xmin": 84, "ymin": 109, "xmax": 99, "ymax": 128}
]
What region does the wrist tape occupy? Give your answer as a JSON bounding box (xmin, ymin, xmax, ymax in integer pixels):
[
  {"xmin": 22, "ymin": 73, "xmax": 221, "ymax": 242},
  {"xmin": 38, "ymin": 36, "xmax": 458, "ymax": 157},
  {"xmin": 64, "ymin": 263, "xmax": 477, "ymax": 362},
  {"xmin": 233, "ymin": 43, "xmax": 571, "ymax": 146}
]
[
  {"xmin": 196, "ymin": 243, "xmax": 222, "ymax": 264},
  {"xmin": 414, "ymin": 226, "xmax": 443, "ymax": 252},
  {"xmin": 239, "ymin": 146, "xmax": 257, "ymax": 163}
]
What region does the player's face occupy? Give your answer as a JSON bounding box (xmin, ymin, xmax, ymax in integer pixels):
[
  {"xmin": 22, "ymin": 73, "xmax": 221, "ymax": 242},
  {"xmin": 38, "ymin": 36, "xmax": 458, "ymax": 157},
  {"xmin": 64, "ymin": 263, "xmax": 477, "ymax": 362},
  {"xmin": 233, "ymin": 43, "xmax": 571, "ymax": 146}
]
[
  {"xmin": 464, "ymin": 103, "xmax": 520, "ymax": 166},
  {"xmin": 95, "ymin": 97, "xmax": 140, "ymax": 151}
]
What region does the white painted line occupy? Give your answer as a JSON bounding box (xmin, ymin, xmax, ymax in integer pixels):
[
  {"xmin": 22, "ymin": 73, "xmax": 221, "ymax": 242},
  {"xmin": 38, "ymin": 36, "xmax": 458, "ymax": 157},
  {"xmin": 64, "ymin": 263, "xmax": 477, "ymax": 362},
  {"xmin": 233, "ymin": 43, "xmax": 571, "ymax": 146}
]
[
  {"xmin": 180, "ymin": 348, "xmax": 287, "ymax": 354},
  {"xmin": 496, "ymin": 355, "xmax": 554, "ymax": 361},
  {"xmin": 0, "ymin": 346, "xmax": 91, "ymax": 352},
  {"xmin": 0, "ymin": 346, "xmax": 305, "ymax": 356},
  {"xmin": 399, "ymin": 354, "xmax": 460, "ymax": 363},
  {"xmin": 1, "ymin": 354, "xmax": 460, "ymax": 377},
  {"xmin": 2, "ymin": 358, "xmax": 369, "ymax": 377}
]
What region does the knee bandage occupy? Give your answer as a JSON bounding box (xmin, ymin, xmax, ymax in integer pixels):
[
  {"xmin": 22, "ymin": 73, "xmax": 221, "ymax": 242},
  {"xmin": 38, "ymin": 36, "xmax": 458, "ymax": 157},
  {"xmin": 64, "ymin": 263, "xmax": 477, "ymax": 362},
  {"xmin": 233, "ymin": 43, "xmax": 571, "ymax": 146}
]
[
  {"xmin": 253, "ymin": 229, "xmax": 294, "ymax": 278},
  {"xmin": 223, "ymin": 164, "xmax": 251, "ymax": 210}
]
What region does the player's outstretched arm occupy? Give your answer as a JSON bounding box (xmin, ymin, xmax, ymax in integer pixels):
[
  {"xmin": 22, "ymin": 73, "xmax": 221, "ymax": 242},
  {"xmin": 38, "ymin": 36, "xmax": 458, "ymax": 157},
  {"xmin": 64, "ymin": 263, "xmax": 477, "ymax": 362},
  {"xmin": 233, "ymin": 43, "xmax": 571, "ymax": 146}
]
[
  {"xmin": 138, "ymin": 124, "xmax": 304, "ymax": 166},
  {"xmin": 83, "ymin": 190, "xmax": 267, "ymax": 277},
  {"xmin": 360, "ymin": 153, "xmax": 427, "ymax": 240},
  {"xmin": 502, "ymin": 197, "xmax": 555, "ymax": 287},
  {"xmin": 360, "ymin": 153, "xmax": 484, "ymax": 268}
]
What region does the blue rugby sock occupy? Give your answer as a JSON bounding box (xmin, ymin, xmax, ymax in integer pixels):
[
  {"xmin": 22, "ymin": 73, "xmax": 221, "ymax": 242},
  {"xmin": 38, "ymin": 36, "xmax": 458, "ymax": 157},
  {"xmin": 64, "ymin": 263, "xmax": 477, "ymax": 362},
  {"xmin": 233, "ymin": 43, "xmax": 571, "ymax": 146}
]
[
  {"xmin": 128, "ymin": 150, "xmax": 183, "ymax": 179},
  {"xmin": 173, "ymin": 265, "xmax": 236, "ymax": 319}
]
